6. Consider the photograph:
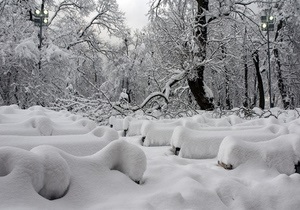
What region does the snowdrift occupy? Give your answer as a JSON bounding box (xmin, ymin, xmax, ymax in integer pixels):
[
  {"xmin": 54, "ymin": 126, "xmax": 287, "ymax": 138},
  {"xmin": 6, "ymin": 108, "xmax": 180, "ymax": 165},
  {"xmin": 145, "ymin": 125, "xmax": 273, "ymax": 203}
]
[
  {"xmin": 217, "ymin": 134, "xmax": 300, "ymax": 175},
  {"xmin": 171, "ymin": 124, "xmax": 288, "ymax": 159},
  {"xmin": 1, "ymin": 105, "xmax": 300, "ymax": 209},
  {"xmin": 0, "ymin": 140, "xmax": 146, "ymax": 204}
]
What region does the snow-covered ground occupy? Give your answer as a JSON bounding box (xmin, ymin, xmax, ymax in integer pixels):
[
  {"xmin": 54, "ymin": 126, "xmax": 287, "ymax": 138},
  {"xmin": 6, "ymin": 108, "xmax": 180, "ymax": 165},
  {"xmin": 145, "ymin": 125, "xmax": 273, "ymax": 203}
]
[{"xmin": 1, "ymin": 105, "xmax": 300, "ymax": 209}]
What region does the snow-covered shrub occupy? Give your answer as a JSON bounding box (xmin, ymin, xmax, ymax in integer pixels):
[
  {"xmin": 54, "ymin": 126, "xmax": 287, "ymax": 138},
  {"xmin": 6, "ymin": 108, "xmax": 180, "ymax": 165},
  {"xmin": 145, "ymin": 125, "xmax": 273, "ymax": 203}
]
[
  {"xmin": 171, "ymin": 124, "xmax": 289, "ymax": 159},
  {"xmin": 217, "ymin": 134, "xmax": 300, "ymax": 175},
  {"xmin": 96, "ymin": 140, "xmax": 147, "ymax": 183}
]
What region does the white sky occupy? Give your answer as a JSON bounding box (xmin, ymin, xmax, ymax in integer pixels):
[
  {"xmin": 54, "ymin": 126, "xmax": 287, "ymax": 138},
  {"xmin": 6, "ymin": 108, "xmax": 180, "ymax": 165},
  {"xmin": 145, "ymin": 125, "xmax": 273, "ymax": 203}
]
[{"xmin": 116, "ymin": 0, "xmax": 150, "ymax": 30}]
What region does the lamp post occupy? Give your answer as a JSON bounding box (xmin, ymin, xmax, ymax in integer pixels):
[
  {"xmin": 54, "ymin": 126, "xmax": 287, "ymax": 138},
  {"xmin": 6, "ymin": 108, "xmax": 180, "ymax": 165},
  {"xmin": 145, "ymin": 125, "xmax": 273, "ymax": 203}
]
[
  {"xmin": 30, "ymin": 0, "xmax": 48, "ymax": 70},
  {"xmin": 261, "ymin": 9, "xmax": 274, "ymax": 108},
  {"xmin": 32, "ymin": 0, "xmax": 48, "ymax": 50}
]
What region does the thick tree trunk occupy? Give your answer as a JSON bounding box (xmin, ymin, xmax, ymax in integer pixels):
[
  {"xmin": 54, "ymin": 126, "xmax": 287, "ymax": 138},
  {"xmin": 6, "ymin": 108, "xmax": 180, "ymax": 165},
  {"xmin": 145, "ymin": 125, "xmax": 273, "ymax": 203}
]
[
  {"xmin": 188, "ymin": 67, "xmax": 214, "ymax": 110},
  {"xmin": 188, "ymin": 0, "xmax": 214, "ymax": 110},
  {"xmin": 274, "ymin": 48, "xmax": 289, "ymax": 109},
  {"xmin": 243, "ymin": 56, "xmax": 249, "ymax": 107},
  {"xmin": 274, "ymin": 19, "xmax": 289, "ymax": 109},
  {"xmin": 252, "ymin": 50, "xmax": 265, "ymax": 109}
]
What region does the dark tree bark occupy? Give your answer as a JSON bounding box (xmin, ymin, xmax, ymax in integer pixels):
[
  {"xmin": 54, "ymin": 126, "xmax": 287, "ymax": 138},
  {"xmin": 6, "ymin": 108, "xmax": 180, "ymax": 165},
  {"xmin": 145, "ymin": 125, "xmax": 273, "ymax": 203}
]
[
  {"xmin": 252, "ymin": 50, "xmax": 265, "ymax": 109},
  {"xmin": 221, "ymin": 46, "xmax": 231, "ymax": 110},
  {"xmin": 274, "ymin": 19, "xmax": 289, "ymax": 109},
  {"xmin": 187, "ymin": 0, "xmax": 214, "ymax": 110},
  {"xmin": 243, "ymin": 55, "xmax": 249, "ymax": 108},
  {"xmin": 188, "ymin": 69, "xmax": 214, "ymax": 110},
  {"xmin": 274, "ymin": 48, "xmax": 289, "ymax": 109}
]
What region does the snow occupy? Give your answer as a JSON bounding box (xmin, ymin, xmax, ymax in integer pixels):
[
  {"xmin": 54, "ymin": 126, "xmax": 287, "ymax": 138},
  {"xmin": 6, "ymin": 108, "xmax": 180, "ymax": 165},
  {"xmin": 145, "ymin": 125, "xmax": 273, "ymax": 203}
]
[
  {"xmin": 141, "ymin": 119, "xmax": 184, "ymax": 146},
  {"xmin": 217, "ymin": 134, "xmax": 300, "ymax": 175},
  {"xmin": 1, "ymin": 105, "xmax": 300, "ymax": 209},
  {"xmin": 31, "ymin": 145, "xmax": 71, "ymax": 200},
  {"xmin": 171, "ymin": 124, "xmax": 288, "ymax": 159}
]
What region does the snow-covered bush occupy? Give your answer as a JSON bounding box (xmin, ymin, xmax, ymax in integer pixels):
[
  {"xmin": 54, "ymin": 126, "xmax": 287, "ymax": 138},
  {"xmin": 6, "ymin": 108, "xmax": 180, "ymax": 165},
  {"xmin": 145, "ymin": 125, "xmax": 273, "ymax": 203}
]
[{"xmin": 217, "ymin": 134, "xmax": 300, "ymax": 175}]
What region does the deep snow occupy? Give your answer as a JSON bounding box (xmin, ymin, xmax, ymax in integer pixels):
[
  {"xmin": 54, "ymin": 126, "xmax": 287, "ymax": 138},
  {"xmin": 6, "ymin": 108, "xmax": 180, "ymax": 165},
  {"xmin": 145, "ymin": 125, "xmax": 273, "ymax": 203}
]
[{"xmin": 1, "ymin": 104, "xmax": 300, "ymax": 209}]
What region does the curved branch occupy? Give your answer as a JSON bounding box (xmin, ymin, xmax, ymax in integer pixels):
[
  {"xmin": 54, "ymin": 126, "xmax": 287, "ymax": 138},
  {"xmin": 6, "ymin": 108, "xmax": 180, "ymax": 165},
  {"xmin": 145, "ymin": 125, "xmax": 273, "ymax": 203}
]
[
  {"xmin": 48, "ymin": 2, "xmax": 83, "ymax": 26},
  {"xmin": 79, "ymin": 12, "xmax": 105, "ymax": 38},
  {"xmin": 163, "ymin": 71, "xmax": 187, "ymax": 99}
]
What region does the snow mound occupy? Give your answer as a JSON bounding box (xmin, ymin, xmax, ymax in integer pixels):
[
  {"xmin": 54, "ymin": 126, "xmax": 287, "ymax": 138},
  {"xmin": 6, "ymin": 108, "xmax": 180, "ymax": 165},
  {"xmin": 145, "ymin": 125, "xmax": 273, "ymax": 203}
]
[
  {"xmin": 0, "ymin": 104, "xmax": 19, "ymax": 114},
  {"xmin": 96, "ymin": 140, "xmax": 147, "ymax": 183},
  {"xmin": 0, "ymin": 126, "xmax": 119, "ymax": 156},
  {"xmin": 0, "ymin": 116, "xmax": 54, "ymax": 136},
  {"xmin": 288, "ymin": 119, "xmax": 300, "ymax": 135},
  {"xmin": 217, "ymin": 134, "xmax": 300, "ymax": 175},
  {"xmin": 171, "ymin": 124, "xmax": 289, "ymax": 159},
  {"xmin": 0, "ymin": 147, "xmax": 44, "ymax": 191},
  {"xmin": 0, "ymin": 140, "xmax": 146, "ymax": 203},
  {"xmin": 122, "ymin": 116, "xmax": 150, "ymax": 136},
  {"xmin": 0, "ymin": 146, "xmax": 70, "ymax": 200},
  {"xmin": 227, "ymin": 115, "xmax": 245, "ymax": 125},
  {"xmin": 126, "ymin": 119, "xmax": 147, "ymax": 136},
  {"xmin": 28, "ymin": 105, "xmax": 48, "ymax": 112},
  {"xmin": 183, "ymin": 121, "xmax": 209, "ymax": 130},
  {"xmin": 31, "ymin": 146, "xmax": 71, "ymax": 200},
  {"xmin": 199, "ymin": 115, "xmax": 232, "ymax": 127},
  {"xmin": 90, "ymin": 126, "xmax": 119, "ymax": 142},
  {"xmin": 191, "ymin": 114, "xmax": 206, "ymax": 123},
  {"xmin": 235, "ymin": 116, "xmax": 280, "ymax": 127},
  {"xmin": 208, "ymin": 117, "xmax": 231, "ymax": 127},
  {"xmin": 141, "ymin": 120, "xmax": 184, "ymax": 146},
  {"xmin": 109, "ymin": 116, "xmax": 125, "ymax": 131},
  {"xmin": 31, "ymin": 116, "xmax": 54, "ymax": 136}
]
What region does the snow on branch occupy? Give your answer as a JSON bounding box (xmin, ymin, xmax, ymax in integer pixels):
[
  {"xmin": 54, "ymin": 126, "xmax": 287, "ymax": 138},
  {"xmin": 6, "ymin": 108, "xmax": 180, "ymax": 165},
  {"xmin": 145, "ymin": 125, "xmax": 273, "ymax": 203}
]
[
  {"xmin": 48, "ymin": 2, "xmax": 84, "ymax": 26},
  {"xmin": 164, "ymin": 70, "xmax": 187, "ymax": 99}
]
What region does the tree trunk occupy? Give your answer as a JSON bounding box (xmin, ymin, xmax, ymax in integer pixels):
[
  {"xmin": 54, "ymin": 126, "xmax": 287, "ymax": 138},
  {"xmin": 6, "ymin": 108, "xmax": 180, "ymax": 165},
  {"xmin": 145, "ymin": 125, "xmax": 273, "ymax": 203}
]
[
  {"xmin": 188, "ymin": 67, "xmax": 214, "ymax": 110},
  {"xmin": 274, "ymin": 19, "xmax": 289, "ymax": 109},
  {"xmin": 274, "ymin": 48, "xmax": 289, "ymax": 109},
  {"xmin": 243, "ymin": 55, "xmax": 249, "ymax": 107},
  {"xmin": 188, "ymin": 0, "xmax": 214, "ymax": 110},
  {"xmin": 252, "ymin": 50, "xmax": 265, "ymax": 109}
]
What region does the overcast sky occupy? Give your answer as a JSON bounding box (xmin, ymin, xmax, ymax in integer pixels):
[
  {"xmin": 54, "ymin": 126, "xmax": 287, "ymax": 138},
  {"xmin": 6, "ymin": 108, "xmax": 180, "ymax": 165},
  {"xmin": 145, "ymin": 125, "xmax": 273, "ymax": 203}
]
[{"xmin": 116, "ymin": 0, "xmax": 150, "ymax": 30}]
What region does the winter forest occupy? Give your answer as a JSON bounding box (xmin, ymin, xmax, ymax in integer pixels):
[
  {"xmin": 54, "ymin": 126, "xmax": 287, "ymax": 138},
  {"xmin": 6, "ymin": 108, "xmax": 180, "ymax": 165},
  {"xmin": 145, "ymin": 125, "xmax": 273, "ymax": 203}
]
[
  {"xmin": 1, "ymin": 0, "xmax": 300, "ymax": 121},
  {"xmin": 2, "ymin": 0, "xmax": 300, "ymax": 209}
]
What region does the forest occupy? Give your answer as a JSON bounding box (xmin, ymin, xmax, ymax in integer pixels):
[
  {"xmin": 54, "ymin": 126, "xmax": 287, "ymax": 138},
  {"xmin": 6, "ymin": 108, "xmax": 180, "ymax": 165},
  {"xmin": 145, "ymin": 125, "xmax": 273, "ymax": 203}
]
[{"xmin": 1, "ymin": 0, "xmax": 300, "ymax": 123}]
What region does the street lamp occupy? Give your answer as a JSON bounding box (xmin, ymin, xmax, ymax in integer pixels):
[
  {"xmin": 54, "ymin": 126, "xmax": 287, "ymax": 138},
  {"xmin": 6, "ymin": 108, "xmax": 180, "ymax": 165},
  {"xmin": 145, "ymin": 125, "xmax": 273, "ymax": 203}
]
[
  {"xmin": 261, "ymin": 9, "xmax": 274, "ymax": 108},
  {"xmin": 30, "ymin": 0, "xmax": 48, "ymax": 70},
  {"xmin": 32, "ymin": 1, "xmax": 48, "ymax": 50}
]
